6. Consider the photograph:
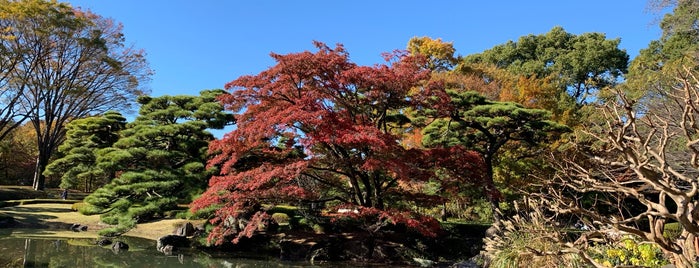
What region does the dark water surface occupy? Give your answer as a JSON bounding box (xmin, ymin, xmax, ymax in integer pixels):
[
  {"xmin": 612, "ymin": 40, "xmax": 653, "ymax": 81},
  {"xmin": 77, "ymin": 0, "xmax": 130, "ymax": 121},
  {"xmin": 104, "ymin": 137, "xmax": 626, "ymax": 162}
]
[{"xmin": 0, "ymin": 235, "xmax": 315, "ymax": 268}]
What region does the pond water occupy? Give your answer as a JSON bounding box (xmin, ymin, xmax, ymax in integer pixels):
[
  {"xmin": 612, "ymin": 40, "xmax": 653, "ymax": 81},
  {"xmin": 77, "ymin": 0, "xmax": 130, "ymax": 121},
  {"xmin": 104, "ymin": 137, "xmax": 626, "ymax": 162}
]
[{"xmin": 0, "ymin": 235, "xmax": 315, "ymax": 268}]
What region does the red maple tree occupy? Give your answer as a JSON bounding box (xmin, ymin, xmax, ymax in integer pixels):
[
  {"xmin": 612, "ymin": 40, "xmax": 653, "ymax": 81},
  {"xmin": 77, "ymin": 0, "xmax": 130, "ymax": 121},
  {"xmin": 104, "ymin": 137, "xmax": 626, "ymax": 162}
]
[{"xmin": 191, "ymin": 42, "xmax": 484, "ymax": 244}]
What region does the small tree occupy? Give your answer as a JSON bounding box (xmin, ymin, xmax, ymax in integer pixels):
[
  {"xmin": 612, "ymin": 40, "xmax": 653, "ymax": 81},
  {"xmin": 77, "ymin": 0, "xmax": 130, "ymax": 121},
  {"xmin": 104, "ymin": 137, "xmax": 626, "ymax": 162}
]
[
  {"xmin": 44, "ymin": 111, "xmax": 126, "ymax": 192},
  {"xmin": 84, "ymin": 90, "xmax": 234, "ymax": 236}
]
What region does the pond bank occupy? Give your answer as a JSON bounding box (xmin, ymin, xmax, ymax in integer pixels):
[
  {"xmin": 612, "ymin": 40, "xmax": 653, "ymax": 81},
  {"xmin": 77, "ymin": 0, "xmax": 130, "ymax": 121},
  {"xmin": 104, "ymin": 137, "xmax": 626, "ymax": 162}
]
[
  {"xmin": 0, "ymin": 202, "xmax": 487, "ymax": 267},
  {"xmin": 0, "ymin": 203, "xmax": 190, "ymax": 240}
]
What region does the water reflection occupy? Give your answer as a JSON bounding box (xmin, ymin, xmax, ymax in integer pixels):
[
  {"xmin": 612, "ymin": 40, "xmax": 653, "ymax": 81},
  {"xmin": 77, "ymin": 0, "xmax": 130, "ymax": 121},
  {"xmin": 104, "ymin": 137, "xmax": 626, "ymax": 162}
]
[{"xmin": 0, "ymin": 236, "xmax": 309, "ymax": 268}]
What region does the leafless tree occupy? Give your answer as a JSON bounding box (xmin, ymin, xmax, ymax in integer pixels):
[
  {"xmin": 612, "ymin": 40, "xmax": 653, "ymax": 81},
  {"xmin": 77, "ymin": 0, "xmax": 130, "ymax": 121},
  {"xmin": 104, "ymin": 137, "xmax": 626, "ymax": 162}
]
[
  {"xmin": 0, "ymin": 0, "xmax": 151, "ymax": 190},
  {"xmin": 534, "ymin": 67, "xmax": 699, "ymax": 267}
]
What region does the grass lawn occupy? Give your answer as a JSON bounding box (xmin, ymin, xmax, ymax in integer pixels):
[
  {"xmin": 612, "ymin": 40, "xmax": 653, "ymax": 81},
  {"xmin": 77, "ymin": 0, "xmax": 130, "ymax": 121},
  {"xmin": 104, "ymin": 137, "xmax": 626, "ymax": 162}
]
[
  {"xmin": 0, "ymin": 203, "xmax": 196, "ymax": 240},
  {"xmin": 0, "ymin": 185, "xmax": 91, "ymax": 201}
]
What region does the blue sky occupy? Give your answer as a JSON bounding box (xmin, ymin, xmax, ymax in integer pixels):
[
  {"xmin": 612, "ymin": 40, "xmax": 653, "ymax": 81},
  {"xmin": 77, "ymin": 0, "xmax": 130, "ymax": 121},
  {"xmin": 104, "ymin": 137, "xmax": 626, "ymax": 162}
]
[{"xmin": 67, "ymin": 1, "xmax": 664, "ymax": 98}]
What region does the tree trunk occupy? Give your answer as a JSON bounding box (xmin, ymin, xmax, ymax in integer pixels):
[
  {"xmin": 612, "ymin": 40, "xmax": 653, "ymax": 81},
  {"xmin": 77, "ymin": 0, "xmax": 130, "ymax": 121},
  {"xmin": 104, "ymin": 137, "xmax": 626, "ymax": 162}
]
[
  {"xmin": 483, "ymin": 155, "xmax": 502, "ymax": 225},
  {"xmin": 489, "ymin": 198, "xmax": 501, "ymax": 225},
  {"xmin": 441, "ymin": 202, "xmax": 448, "ymax": 222},
  {"xmin": 671, "ymin": 232, "xmax": 698, "ymax": 268},
  {"xmin": 32, "ymin": 151, "xmax": 49, "ymax": 191}
]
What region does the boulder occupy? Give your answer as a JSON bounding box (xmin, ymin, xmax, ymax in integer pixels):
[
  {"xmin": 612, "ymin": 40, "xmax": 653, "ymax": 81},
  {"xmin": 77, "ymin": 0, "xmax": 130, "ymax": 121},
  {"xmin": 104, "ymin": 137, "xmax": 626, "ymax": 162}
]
[
  {"xmin": 174, "ymin": 222, "xmax": 195, "ymax": 237},
  {"xmin": 157, "ymin": 235, "xmax": 189, "ymax": 254},
  {"xmin": 112, "ymin": 241, "xmax": 129, "ymax": 253},
  {"xmin": 0, "ymin": 215, "xmax": 15, "ymax": 227},
  {"xmin": 69, "ymin": 223, "xmax": 88, "ymax": 231},
  {"xmin": 161, "ymin": 245, "xmax": 174, "ymax": 255},
  {"xmin": 96, "ymin": 238, "xmax": 112, "ymax": 246}
]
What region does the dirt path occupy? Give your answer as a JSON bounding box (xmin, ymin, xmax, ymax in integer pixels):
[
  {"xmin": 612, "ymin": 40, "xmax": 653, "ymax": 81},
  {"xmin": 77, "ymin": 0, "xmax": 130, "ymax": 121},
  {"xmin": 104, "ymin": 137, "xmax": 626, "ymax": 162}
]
[{"xmin": 0, "ymin": 203, "xmax": 193, "ymax": 240}]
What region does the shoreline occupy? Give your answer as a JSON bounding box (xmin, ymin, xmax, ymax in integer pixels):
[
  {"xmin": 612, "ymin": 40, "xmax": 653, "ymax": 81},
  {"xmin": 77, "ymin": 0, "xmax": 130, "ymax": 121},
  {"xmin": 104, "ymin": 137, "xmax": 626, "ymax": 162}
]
[{"xmin": 0, "ymin": 203, "xmax": 192, "ymax": 241}]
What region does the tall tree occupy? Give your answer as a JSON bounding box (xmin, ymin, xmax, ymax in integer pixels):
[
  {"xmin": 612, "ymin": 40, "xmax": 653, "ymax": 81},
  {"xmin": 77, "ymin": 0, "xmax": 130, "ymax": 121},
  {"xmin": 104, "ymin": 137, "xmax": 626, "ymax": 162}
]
[
  {"xmin": 84, "ymin": 90, "xmax": 234, "ymax": 236},
  {"xmin": 0, "ymin": 10, "xmax": 28, "ymax": 142},
  {"xmin": 43, "ymin": 111, "xmax": 126, "ymax": 192},
  {"xmin": 191, "ymin": 42, "xmax": 484, "ymax": 244},
  {"xmin": 0, "ymin": 0, "xmax": 151, "ymax": 190},
  {"xmin": 625, "ymin": 0, "xmax": 699, "ymax": 106},
  {"xmin": 407, "ymin": 36, "xmax": 458, "ymax": 72},
  {"xmin": 462, "ymin": 26, "xmax": 628, "ymax": 106},
  {"xmin": 418, "ymin": 90, "xmax": 568, "ymax": 224},
  {"xmin": 528, "ymin": 3, "xmax": 699, "ymax": 267}
]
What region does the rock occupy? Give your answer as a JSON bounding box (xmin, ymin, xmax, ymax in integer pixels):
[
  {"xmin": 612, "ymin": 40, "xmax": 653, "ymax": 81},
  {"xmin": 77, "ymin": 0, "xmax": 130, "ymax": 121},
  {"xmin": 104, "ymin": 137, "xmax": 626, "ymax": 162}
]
[
  {"xmin": 174, "ymin": 222, "xmax": 195, "ymax": 237},
  {"xmin": 69, "ymin": 223, "xmax": 88, "ymax": 231},
  {"xmin": 414, "ymin": 257, "xmax": 436, "ymax": 267},
  {"xmin": 112, "ymin": 241, "xmax": 129, "ymax": 253},
  {"xmin": 96, "ymin": 238, "xmax": 112, "ymax": 246},
  {"xmin": 0, "ymin": 216, "xmax": 15, "ymax": 227},
  {"xmin": 157, "ymin": 235, "xmax": 189, "ymax": 253},
  {"xmin": 484, "ymin": 225, "xmax": 500, "ymax": 238},
  {"xmin": 161, "ymin": 245, "xmax": 174, "ymax": 255},
  {"xmin": 279, "ymin": 239, "xmax": 310, "ymax": 261},
  {"xmin": 451, "ymin": 260, "xmax": 481, "ymax": 268}
]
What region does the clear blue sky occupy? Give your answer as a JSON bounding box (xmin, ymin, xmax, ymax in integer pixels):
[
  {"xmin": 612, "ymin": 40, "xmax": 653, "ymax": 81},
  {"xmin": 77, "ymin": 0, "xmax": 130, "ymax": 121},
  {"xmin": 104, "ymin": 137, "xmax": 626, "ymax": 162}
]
[{"xmin": 67, "ymin": 0, "xmax": 664, "ymax": 98}]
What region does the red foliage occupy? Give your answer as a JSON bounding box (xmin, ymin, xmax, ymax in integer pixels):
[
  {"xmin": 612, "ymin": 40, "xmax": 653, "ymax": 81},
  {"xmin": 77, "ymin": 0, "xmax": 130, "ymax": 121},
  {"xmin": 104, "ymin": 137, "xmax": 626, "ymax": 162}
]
[
  {"xmin": 192, "ymin": 42, "xmax": 484, "ymax": 244},
  {"xmin": 337, "ymin": 206, "xmax": 443, "ymax": 237}
]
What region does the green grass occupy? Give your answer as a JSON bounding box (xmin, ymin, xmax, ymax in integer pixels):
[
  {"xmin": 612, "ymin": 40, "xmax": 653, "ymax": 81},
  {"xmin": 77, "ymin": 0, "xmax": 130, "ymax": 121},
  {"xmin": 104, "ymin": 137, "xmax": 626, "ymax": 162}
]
[
  {"xmin": 0, "ymin": 186, "xmax": 50, "ymax": 201},
  {"xmin": 0, "ymin": 185, "xmax": 89, "ymax": 203},
  {"xmin": 0, "ymin": 199, "xmax": 78, "ymax": 208}
]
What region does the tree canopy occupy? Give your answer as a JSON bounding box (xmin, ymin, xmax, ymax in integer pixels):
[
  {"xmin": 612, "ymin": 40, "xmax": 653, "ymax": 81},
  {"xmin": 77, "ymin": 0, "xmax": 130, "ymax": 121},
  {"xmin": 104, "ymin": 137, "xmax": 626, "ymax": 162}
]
[
  {"xmin": 418, "ymin": 89, "xmax": 568, "ymax": 223},
  {"xmin": 84, "ymin": 90, "xmax": 234, "ymax": 236},
  {"xmin": 192, "ymin": 42, "xmax": 484, "ymax": 244},
  {"xmin": 462, "ymin": 26, "xmax": 628, "ymax": 106},
  {"xmin": 0, "ymin": 0, "xmax": 151, "ymax": 190},
  {"xmin": 43, "ymin": 111, "xmax": 126, "ymax": 192}
]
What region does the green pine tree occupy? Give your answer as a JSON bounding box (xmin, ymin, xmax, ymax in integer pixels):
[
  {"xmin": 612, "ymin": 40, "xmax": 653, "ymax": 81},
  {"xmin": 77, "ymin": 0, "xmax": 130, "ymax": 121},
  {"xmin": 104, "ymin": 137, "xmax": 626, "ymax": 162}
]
[
  {"xmin": 44, "ymin": 111, "xmax": 127, "ymax": 192},
  {"xmin": 420, "ymin": 90, "xmax": 568, "ymax": 224},
  {"xmin": 84, "ymin": 89, "xmax": 234, "ymax": 236}
]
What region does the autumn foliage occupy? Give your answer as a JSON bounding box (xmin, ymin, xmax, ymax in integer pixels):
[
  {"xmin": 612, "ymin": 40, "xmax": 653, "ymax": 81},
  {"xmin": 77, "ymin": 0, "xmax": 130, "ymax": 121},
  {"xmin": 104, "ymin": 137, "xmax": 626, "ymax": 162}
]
[{"xmin": 192, "ymin": 42, "xmax": 484, "ymax": 244}]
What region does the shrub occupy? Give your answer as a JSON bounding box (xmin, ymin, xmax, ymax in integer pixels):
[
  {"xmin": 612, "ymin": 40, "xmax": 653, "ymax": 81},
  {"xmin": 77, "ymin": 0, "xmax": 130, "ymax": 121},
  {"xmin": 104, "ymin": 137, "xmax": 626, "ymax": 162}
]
[
  {"xmin": 483, "ymin": 204, "xmax": 586, "ymax": 268},
  {"xmin": 190, "ymin": 204, "xmax": 220, "ymax": 219},
  {"xmin": 271, "ymin": 213, "xmax": 290, "ymax": 225},
  {"xmin": 175, "ymin": 210, "xmax": 191, "ymax": 219},
  {"xmin": 586, "ymin": 236, "xmax": 669, "ymax": 268},
  {"xmin": 78, "ymin": 203, "xmax": 103, "ymax": 215},
  {"xmin": 71, "ymin": 202, "xmax": 87, "ymax": 212},
  {"xmin": 312, "ymin": 223, "xmax": 325, "ymax": 234},
  {"xmin": 267, "ymin": 205, "xmax": 297, "ymax": 216}
]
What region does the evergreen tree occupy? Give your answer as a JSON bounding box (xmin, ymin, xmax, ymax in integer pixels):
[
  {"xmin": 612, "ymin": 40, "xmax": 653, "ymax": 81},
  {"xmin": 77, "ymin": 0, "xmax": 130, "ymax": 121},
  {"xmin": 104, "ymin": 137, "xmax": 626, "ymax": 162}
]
[
  {"xmin": 462, "ymin": 26, "xmax": 628, "ymax": 106},
  {"xmin": 84, "ymin": 90, "xmax": 234, "ymax": 236},
  {"xmin": 419, "ymin": 90, "xmax": 568, "ymax": 223},
  {"xmin": 44, "ymin": 111, "xmax": 126, "ymax": 192}
]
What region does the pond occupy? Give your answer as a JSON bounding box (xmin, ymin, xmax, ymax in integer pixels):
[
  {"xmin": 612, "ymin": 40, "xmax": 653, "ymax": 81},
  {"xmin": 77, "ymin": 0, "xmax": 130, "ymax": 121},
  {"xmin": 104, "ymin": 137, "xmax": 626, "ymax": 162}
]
[{"xmin": 0, "ymin": 233, "xmax": 316, "ymax": 268}]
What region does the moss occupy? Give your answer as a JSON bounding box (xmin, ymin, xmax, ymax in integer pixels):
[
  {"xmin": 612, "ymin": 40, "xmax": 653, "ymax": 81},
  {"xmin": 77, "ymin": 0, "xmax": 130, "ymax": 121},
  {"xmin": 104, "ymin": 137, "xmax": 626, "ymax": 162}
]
[{"xmin": 271, "ymin": 212, "xmax": 290, "ymax": 225}]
